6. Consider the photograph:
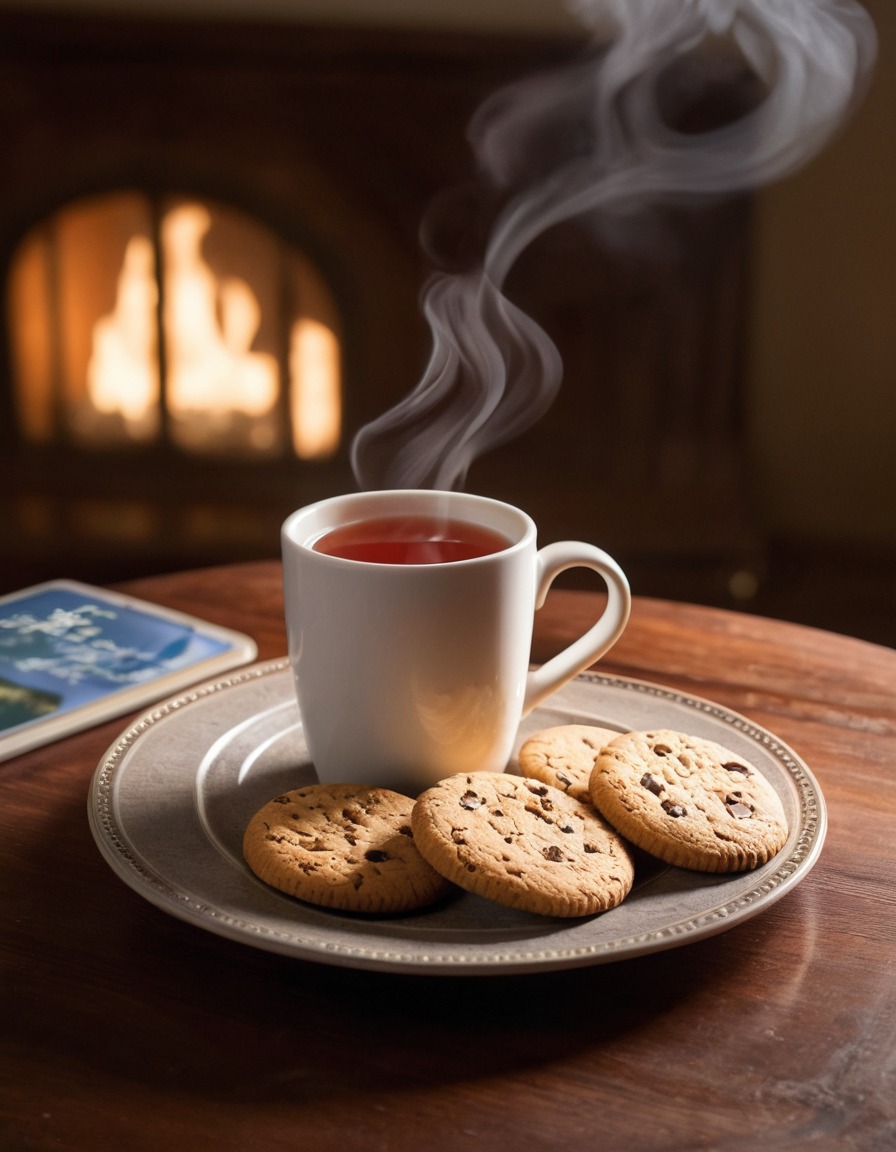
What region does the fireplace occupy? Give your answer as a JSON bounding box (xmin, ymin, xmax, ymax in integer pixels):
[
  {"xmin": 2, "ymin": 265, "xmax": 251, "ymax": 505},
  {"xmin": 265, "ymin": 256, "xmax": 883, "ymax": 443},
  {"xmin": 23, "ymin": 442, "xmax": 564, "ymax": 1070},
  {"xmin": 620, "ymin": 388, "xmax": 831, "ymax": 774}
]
[
  {"xmin": 0, "ymin": 10, "xmax": 762, "ymax": 607},
  {"xmin": 9, "ymin": 191, "xmax": 342, "ymax": 460}
]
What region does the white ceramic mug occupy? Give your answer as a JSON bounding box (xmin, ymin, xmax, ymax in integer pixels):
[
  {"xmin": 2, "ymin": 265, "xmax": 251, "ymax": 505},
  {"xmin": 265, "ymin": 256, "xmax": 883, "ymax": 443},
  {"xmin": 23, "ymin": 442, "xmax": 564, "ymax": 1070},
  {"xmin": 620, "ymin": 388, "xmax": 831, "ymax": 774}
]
[{"xmin": 281, "ymin": 489, "xmax": 630, "ymax": 795}]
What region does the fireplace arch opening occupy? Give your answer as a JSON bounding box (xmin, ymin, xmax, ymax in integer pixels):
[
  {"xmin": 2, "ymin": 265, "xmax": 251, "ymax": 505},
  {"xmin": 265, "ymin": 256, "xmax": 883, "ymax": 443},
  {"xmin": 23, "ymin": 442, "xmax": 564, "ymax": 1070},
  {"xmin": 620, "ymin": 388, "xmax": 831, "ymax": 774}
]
[
  {"xmin": 1, "ymin": 187, "xmax": 362, "ymax": 586},
  {"xmin": 8, "ymin": 190, "xmax": 343, "ymax": 462}
]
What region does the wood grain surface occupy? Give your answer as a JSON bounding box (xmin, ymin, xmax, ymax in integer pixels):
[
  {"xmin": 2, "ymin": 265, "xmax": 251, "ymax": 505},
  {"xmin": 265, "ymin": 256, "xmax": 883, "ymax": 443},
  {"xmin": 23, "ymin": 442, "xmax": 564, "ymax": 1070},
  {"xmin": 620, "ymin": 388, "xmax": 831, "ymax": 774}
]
[{"xmin": 2, "ymin": 561, "xmax": 894, "ymax": 1152}]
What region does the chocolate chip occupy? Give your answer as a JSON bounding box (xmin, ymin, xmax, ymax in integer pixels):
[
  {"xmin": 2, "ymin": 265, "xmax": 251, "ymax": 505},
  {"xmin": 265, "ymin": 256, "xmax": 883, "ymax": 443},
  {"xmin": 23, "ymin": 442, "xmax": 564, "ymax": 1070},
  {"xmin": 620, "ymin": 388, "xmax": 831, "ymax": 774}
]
[
  {"xmin": 525, "ymin": 782, "xmax": 549, "ymax": 797},
  {"xmin": 272, "ymin": 794, "xmax": 291, "ymax": 804},
  {"xmin": 654, "ymin": 744, "xmax": 673, "ymax": 757},
  {"xmin": 640, "ymin": 772, "xmax": 664, "ymax": 796},
  {"xmin": 364, "ymin": 849, "xmax": 390, "ymax": 863},
  {"xmin": 459, "ymin": 791, "xmax": 483, "ymax": 810},
  {"xmin": 542, "ymin": 845, "xmax": 564, "ymax": 862},
  {"xmin": 398, "ymin": 825, "xmax": 413, "ymax": 837},
  {"xmin": 724, "ymin": 761, "xmax": 752, "ymax": 777},
  {"xmin": 556, "ymin": 771, "xmax": 573, "ymax": 787},
  {"xmin": 661, "ymin": 800, "xmax": 687, "ymax": 818},
  {"xmin": 726, "ymin": 801, "xmax": 753, "ymax": 819}
]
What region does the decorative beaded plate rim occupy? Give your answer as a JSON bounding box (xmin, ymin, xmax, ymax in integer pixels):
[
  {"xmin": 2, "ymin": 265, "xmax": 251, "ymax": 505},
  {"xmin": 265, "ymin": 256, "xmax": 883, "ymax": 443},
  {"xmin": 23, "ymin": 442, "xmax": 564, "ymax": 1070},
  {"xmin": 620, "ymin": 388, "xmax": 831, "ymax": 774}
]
[{"xmin": 88, "ymin": 658, "xmax": 826, "ymax": 975}]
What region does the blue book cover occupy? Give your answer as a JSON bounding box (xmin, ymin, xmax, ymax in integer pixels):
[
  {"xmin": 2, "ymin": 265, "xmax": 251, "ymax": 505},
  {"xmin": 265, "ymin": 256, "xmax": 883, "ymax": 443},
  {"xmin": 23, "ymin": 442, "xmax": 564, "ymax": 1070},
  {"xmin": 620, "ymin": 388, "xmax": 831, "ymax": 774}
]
[{"xmin": 0, "ymin": 581, "xmax": 256, "ymax": 759}]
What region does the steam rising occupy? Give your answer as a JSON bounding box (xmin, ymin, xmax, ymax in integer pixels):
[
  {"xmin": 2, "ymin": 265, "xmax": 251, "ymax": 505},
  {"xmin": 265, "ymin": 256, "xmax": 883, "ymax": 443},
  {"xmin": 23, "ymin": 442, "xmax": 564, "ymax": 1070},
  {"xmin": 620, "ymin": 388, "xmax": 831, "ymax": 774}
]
[{"xmin": 351, "ymin": 0, "xmax": 876, "ymax": 492}]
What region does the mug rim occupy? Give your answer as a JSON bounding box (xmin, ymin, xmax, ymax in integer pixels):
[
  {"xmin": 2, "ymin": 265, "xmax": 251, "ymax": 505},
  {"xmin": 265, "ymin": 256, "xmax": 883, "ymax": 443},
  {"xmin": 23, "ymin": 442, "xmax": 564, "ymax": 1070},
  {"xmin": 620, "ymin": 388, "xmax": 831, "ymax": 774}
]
[{"xmin": 282, "ymin": 489, "xmax": 536, "ymax": 569}]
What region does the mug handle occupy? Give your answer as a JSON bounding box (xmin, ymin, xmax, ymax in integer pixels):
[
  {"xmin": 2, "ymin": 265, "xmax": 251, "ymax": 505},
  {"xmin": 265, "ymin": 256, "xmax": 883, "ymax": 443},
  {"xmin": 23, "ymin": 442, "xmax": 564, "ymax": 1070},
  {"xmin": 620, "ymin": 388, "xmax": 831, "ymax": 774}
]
[{"xmin": 523, "ymin": 541, "xmax": 631, "ymax": 716}]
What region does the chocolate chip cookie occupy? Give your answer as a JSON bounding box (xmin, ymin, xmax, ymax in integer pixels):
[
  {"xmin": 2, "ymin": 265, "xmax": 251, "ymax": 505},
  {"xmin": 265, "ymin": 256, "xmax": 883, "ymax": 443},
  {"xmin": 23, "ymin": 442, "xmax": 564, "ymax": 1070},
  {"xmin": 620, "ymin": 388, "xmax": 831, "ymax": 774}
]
[
  {"xmin": 518, "ymin": 724, "xmax": 622, "ymax": 802},
  {"xmin": 411, "ymin": 772, "xmax": 634, "ymax": 918},
  {"xmin": 243, "ymin": 784, "xmax": 455, "ymax": 913},
  {"xmin": 589, "ymin": 729, "xmax": 789, "ymax": 873}
]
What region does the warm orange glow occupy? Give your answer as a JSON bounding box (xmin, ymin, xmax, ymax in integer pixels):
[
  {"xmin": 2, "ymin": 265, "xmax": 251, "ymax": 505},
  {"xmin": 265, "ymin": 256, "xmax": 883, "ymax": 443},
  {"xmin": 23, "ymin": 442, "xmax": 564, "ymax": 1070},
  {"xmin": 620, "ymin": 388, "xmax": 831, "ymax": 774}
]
[
  {"xmin": 10, "ymin": 194, "xmax": 343, "ymax": 458},
  {"xmin": 162, "ymin": 204, "xmax": 279, "ymax": 450},
  {"xmin": 290, "ymin": 318, "xmax": 341, "ymax": 459},
  {"xmin": 86, "ymin": 234, "xmax": 159, "ymax": 437},
  {"xmin": 7, "ymin": 231, "xmax": 54, "ymax": 442}
]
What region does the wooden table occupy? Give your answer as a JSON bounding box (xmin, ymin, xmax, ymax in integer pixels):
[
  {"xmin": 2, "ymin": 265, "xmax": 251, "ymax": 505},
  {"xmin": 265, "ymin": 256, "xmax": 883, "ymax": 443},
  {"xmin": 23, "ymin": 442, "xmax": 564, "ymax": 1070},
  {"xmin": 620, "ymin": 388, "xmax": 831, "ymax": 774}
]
[{"xmin": 3, "ymin": 561, "xmax": 895, "ymax": 1151}]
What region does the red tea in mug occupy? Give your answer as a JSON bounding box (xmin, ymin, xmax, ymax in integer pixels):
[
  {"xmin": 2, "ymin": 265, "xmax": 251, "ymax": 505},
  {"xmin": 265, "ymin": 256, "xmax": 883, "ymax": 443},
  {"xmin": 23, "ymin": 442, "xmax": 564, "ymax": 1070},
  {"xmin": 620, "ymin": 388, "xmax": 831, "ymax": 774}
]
[{"xmin": 312, "ymin": 514, "xmax": 511, "ymax": 564}]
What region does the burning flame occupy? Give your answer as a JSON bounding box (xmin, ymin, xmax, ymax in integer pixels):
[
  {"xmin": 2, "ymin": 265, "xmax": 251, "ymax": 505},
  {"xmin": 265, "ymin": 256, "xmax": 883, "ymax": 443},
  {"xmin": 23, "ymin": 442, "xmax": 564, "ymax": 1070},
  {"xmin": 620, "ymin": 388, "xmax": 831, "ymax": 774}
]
[
  {"xmin": 161, "ymin": 205, "xmax": 278, "ymax": 435},
  {"xmin": 290, "ymin": 318, "xmax": 341, "ymax": 458},
  {"xmin": 86, "ymin": 234, "xmax": 159, "ymax": 437},
  {"xmin": 351, "ymin": 0, "xmax": 876, "ymax": 492}
]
